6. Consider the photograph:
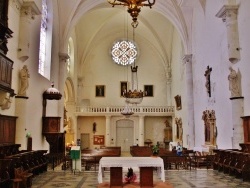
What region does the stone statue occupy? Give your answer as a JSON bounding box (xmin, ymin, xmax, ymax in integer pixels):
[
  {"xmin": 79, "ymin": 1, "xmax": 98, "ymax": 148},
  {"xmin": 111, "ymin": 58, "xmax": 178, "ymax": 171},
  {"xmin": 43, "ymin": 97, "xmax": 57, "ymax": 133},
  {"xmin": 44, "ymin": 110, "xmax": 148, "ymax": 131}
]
[
  {"xmin": 228, "ymin": 66, "xmax": 240, "ymax": 97},
  {"xmin": 18, "ymin": 65, "xmax": 30, "ymax": 96},
  {"xmin": 67, "ymin": 117, "xmax": 73, "ymax": 133}
]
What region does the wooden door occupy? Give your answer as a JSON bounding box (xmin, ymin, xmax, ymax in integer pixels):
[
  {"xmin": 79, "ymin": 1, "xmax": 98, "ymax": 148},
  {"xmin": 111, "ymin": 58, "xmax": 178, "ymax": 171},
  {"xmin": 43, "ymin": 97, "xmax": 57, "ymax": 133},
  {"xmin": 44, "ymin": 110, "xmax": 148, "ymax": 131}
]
[
  {"xmin": 81, "ymin": 133, "xmax": 90, "ymax": 149},
  {"xmin": 116, "ymin": 120, "xmax": 134, "ymax": 152}
]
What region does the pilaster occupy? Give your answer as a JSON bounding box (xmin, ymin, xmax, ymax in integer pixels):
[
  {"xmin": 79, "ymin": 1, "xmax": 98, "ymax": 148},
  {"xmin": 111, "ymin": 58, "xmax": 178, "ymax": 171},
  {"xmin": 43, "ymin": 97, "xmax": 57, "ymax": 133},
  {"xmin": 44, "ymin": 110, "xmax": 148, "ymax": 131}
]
[
  {"xmin": 15, "ymin": 97, "xmax": 28, "ymax": 150},
  {"xmin": 18, "ymin": 1, "xmax": 40, "ymax": 61},
  {"xmin": 58, "ymin": 52, "xmax": 70, "ymax": 131},
  {"xmin": 138, "ymin": 115, "xmax": 145, "ymax": 146},
  {"xmin": 183, "ymin": 54, "xmax": 195, "ymax": 149},
  {"xmin": 105, "ymin": 115, "xmax": 111, "ymax": 146},
  {"xmin": 230, "ymin": 97, "xmax": 244, "ymax": 149},
  {"xmin": 216, "ymin": 5, "xmax": 240, "ymax": 64}
]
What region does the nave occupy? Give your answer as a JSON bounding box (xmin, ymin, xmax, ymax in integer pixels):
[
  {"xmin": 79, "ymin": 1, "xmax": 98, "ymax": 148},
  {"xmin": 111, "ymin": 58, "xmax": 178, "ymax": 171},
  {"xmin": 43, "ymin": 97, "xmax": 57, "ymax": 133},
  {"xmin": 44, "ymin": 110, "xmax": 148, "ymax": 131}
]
[{"xmin": 32, "ymin": 167, "xmax": 250, "ymax": 188}]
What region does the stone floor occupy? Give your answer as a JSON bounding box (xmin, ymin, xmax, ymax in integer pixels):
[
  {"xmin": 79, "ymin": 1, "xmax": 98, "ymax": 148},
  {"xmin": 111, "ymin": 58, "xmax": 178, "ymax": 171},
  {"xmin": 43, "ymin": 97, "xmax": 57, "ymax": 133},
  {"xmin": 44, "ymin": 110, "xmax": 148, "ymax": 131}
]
[
  {"xmin": 32, "ymin": 152, "xmax": 250, "ymax": 188},
  {"xmin": 32, "ymin": 167, "xmax": 250, "ymax": 188}
]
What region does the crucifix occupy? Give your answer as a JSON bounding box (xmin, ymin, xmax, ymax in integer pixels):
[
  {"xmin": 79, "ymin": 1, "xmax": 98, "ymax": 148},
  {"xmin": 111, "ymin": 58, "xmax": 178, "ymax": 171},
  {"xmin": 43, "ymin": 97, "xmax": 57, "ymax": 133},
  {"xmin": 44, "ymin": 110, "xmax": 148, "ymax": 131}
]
[{"xmin": 204, "ymin": 65, "xmax": 212, "ymax": 97}]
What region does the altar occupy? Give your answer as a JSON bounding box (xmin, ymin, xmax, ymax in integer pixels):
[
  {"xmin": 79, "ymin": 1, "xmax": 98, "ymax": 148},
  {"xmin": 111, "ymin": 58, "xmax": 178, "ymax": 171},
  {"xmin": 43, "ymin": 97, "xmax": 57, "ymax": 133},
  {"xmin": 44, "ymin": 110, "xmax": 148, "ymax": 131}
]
[{"xmin": 98, "ymin": 157, "xmax": 165, "ymax": 187}]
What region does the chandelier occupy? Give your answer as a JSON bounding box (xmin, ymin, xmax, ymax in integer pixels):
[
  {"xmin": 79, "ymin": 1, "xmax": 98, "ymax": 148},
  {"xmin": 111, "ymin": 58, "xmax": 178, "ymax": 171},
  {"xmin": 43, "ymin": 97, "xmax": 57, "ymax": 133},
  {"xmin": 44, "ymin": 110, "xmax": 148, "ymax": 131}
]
[
  {"xmin": 122, "ymin": 27, "xmax": 145, "ymax": 106},
  {"xmin": 107, "ymin": 0, "xmax": 156, "ymax": 28},
  {"xmin": 121, "ymin": 102, "xmax": 134, "ymax": 117},
  {"xmin": 123, "ymin": 65, "xmax": 144, "ymax": 104}
]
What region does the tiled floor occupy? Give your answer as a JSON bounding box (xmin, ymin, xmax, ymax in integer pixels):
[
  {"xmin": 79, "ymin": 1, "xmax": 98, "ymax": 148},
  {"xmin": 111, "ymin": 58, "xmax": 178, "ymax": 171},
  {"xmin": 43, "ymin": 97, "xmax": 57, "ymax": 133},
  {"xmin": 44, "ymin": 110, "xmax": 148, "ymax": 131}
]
[
  {"xmin": 32, "ymin": 153, "xmax": 250, "ymax": 188},
  {"xmin": 32, "ymin": 167, "xmax": 250, "ymax": 188}
]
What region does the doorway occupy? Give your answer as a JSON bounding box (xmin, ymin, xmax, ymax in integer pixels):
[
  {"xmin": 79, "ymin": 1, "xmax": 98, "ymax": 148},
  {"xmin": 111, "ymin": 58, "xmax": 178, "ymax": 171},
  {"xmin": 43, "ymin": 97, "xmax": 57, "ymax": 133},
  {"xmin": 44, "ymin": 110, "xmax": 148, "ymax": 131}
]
[
  {"xmin": 81, "ymin": 133, "xmax": 90, "ymax": 149},
  {"xmin": 116, "ymin": 119, "xmax": 134, "ymax": 152}
]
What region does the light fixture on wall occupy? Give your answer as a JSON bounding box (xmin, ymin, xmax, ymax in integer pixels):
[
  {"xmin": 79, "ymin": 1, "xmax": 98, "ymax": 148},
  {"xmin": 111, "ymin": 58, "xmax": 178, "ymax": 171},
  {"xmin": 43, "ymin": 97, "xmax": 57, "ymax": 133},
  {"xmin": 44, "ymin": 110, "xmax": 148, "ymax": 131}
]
[{"xmin": 107, "ymin": 0, "xmax": 156, "ymax": 28}]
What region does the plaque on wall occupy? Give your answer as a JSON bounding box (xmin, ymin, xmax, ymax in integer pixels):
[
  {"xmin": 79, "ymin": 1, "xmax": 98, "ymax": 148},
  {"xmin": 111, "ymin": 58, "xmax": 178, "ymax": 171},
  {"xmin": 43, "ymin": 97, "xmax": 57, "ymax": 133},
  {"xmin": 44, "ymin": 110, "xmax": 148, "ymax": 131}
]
[{"xmin": 93, "ymin": 135, "xmax": 105, "ymax": 145}]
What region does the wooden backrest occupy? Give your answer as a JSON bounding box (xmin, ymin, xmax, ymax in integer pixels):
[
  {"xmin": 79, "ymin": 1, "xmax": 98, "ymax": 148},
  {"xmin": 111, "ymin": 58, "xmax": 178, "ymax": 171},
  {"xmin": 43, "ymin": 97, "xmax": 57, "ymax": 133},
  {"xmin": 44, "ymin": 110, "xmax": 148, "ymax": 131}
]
[{"xmin": 81, "ymin": 148, "xmax": 121, "ymax": 157}]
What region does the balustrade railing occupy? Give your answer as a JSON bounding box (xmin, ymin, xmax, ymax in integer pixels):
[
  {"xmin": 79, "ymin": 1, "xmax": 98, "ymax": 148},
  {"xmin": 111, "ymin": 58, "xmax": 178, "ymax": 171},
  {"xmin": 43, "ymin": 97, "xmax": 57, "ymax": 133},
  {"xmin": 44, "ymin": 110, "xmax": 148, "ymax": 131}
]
[{"xmin": 75, "ymin": 106, "xmax": 174, "ymax": 115}]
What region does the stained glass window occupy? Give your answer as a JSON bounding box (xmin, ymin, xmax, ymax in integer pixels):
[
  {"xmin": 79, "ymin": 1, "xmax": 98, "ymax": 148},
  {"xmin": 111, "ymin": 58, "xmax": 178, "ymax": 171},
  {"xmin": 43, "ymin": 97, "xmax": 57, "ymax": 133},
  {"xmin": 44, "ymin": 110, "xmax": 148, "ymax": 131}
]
[
  {"xmin": 38, "ymin": 0, "xmax": 48, "ymax": 75},
  {"xmin": 111, "ymin": 40, "xmax": 137, "ymax": 66}
]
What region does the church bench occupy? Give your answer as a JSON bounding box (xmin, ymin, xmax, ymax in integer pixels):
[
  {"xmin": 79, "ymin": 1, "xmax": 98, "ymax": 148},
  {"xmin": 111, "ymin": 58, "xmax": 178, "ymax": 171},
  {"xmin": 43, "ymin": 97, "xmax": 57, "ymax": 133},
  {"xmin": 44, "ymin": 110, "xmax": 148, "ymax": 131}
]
[
  {"xmin": 130, "ymin": 146, "xmax": 172, "ymax": 157},
  {"xmin": 213, "ymin": 149, "xmax": 250, "ymax": 182},
  {"xmin": 239, "ymin": 143, "xmax": 250, "ymax": 153},
  {"xmin": 0, "ymin": 159, "xmax": 12, "ymax": 188},
  {"xmin": 216, "ymin": 150, "xmax": 229, "ymax": 171},
  {"xmin": 81, "ymin": 148, "xmax": 121, "ymax": 171},
  {"xmin": 222, "ymin": 150, "xmax": 234, "ymax": 173},
  {"xmin": 0, "ymin": 144, "xmax": 21, "ymax": 158},
  {"xmin": 230, "ymin": 153, "xmax": 250, "ymax": 181},
  {"xmin": 212, "ymin": 149, "xmax": 223, "ymax": 170},
  {"xmin": 188, "ymin": 153, "xmax": 215, "ymax": 170},
  {"xmin": 6, "ymin": 150, "xmax": 48, "ymax": 176},
  {"xmin": 14, "ymin": 167, "xmax": 33, "ymax": 188},
  {"xmin": 100, "ymin": 146, "xmax": 121, "ymax": 155},
  {"xmin": 163, "ymin": 155, "xmax": 188, "ymax": 170}
]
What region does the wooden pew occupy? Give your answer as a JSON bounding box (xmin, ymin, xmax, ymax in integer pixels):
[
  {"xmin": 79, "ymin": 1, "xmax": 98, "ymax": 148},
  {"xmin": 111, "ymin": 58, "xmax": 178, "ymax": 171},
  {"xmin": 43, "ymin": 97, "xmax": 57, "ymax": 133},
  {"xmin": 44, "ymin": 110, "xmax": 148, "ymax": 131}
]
[
  {"xmin": 6, "ymin": 150, "xmax": 48, "ymax": 176},
  {"xmin": 130, "ymin": 146, "xmax": 171, "ymax": 157},
  {"xmin": 130, "ymin": 146, "xmax": 190, "ymax": 170},
  {"xmin": 81, "ymin": 147, "xmax": 121, "ymax": 171},
  {"xmin": 0, "ymin": 144, "xmax": 21, "ymax": 158},
  {"xmin": 230, "ymin": 152, "xmax": 250, "ymax": 181},
  {"xmin": 0, "ymin": 159, "xmax": 12, "ymax": 188},
  {"xmin": 213, "ymin": 148, "xmax": 250, "ymax": 182},
  {"xmin": 14, "ymin": 167, "xmax": 33, "ymax": 188}
]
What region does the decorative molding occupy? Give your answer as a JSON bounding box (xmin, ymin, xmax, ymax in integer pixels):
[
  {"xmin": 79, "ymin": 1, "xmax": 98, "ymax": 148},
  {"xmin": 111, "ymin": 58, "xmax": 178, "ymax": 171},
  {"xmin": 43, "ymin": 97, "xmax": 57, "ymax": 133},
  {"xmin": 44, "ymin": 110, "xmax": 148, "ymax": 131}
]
[
  {"xmin": 10, "ymin": 0, "xmax": 23, "ymax": 14},
  {"xmin": 216, "ymin": 5, "xmax": 240, "ymax": 64},
  {"xmin": 215, "ymin": 5, "xmax": 239, "ymax": 22},
  {"xmin": 20, "ymin": 1, "xmax": 41, "ymax": 19},
  {"xmin": 59, "ymin": 52, "xmax": 70, "ymax": 62},
  {"xmin": 182, "ymin": 54, "xmax": 192, "ymax": 63}
]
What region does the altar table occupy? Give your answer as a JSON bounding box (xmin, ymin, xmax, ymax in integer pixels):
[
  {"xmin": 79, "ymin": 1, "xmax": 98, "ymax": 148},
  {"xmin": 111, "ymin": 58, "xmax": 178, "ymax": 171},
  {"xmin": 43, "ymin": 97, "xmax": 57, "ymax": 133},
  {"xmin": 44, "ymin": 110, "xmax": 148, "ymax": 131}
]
[{"xmin": 98, "ymin": 157, "xmax": 165, "ymax": 184}]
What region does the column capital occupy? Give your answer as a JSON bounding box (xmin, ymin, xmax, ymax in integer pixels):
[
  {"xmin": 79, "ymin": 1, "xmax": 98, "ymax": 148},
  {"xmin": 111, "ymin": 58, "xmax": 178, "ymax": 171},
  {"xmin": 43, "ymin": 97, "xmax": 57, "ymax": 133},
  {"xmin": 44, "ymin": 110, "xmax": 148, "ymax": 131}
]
[
  {"xmin": 216, "ymin": 5, "xmax": 239, "ymax": 22},
  {"xmin": 182, "ymin": 54, "xmax": 192, "ymax": 64},
  {"xmin": 59, "ymin": 52, "xmax": 70, "ymax": 62},
  {"xmin": 20, "ymin": 1, "xmax": 41, "ymax": 19}
]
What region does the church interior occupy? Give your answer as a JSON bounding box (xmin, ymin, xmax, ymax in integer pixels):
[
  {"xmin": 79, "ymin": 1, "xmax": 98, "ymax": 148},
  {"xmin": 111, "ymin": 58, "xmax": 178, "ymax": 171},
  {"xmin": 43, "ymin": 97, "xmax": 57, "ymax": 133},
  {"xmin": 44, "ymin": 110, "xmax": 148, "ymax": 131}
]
[{"xmin": 1, "ymin": 0, "xmax": 250, "ymax": 187}]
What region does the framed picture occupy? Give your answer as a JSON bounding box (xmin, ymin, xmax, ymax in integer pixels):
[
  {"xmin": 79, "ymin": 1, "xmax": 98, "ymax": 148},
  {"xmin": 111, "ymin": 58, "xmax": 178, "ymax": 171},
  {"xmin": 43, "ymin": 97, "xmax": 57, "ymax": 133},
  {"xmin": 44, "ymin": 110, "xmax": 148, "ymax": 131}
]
[
  {"xmin": 93, "ymin": 135, "xmax": 105, "ymax": 145},
  {"xmin": 144, "ymin": 85, "xmax": 153, "ymax": 97},
  {"xmin": 174, "ymin": 95, "xmax": 182, "ymax": 110},
  {"xmin": 120, "ymin": 81, "xmax": 128, "ymax": 97},
  {"xmin": 95, "ymin": 85, "xmax": 105, "ymax": 97}
]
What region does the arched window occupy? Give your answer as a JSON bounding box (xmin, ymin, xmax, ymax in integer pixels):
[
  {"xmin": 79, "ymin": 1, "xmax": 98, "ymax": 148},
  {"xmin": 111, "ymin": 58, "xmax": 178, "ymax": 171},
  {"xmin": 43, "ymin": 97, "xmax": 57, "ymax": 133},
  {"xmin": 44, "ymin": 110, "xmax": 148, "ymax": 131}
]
[
  {"xmin": 38, "ymin": 0, "xmax": 52, "ymax": 79},
  {"xmin": 67, "ymin": 37, "xmax": 74, "ymax": 76}
]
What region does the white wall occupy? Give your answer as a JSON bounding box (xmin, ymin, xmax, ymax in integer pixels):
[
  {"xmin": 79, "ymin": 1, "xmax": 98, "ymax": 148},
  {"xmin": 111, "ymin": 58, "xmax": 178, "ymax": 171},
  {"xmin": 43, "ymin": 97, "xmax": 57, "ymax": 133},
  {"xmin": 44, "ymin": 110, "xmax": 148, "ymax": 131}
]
[{"xmin": 0, "ymin": 0, "xmax": 61, "ymax": 151}]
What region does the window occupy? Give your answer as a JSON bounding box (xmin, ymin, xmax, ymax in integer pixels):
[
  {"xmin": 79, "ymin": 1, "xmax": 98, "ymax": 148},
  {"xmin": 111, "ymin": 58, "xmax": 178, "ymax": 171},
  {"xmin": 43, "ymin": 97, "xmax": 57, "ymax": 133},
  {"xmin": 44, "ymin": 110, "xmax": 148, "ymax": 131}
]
[
  {"xmin": 111, "ymin": 40, "xmax": 137, "ymax": 66},
  {"xmin": 38, "ymin": 0, "xmax": 52, "ymax": 79},
  {"xmin": 38, "ymin": 0, "xmax": 47, "ymax": 76},
  {"xmin": 67, "ymin": 37, "xmax": 74, "ymax": 76}
]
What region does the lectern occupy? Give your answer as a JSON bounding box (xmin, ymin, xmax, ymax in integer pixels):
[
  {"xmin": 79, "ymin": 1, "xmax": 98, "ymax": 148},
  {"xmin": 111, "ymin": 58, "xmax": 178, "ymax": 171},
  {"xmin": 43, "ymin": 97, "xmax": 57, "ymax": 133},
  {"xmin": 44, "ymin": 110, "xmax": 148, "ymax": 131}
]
[{"xmin": 70, "ymin": 146, "xmax": 81, "ymax": 174}]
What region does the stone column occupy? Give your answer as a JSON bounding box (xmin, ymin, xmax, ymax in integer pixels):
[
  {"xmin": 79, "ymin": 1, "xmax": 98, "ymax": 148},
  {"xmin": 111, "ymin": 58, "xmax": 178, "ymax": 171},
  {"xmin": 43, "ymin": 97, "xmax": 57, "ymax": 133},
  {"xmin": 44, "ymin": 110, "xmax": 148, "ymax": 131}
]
[
  {"xmin": 58, "ymin": 53, "xmax": 70, "ymax": 131},
  {"xmin": 183, "ymin": 54, "xmax": 195, "ymax": 149},
  {"xmin": 166, "ymin": 66, "xmax": 172, "ymax": 106},
  {"xmin": 230, "ymin": 97, "xmax": 244, "ymax": 149},
  {"xmin": 15, "ymin": 97, "xmax": 29, "ymax": 150},
  {"xmin": 216, "ymin": 5, "xmax": 240, "ymax": 64},
  {"xmin": 105, "ymin": 115, "xmax": 111, "ymax": 146},
  {"xmin": 18, "ymin": 1, "xmax": 40, "ymax": 62},
  {"xmin": 138, "ymin": 115, "xmax": 145, "ymax": 146}
]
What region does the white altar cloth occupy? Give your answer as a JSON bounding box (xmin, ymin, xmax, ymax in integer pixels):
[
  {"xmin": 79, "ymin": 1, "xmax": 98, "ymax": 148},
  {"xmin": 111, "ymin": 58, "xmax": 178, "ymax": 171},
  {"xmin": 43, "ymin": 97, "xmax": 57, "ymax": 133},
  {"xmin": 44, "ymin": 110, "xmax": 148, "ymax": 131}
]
[{"xmin": 98, "ymin": 157, "xmax": 165, "ymax": 183}]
